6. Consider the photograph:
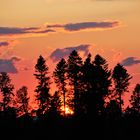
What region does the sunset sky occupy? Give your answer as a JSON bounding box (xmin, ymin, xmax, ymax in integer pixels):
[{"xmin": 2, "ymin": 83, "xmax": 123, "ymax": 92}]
[{"xmin": 0, "ymin": 0, "xmax": 140, "ymax": 106}]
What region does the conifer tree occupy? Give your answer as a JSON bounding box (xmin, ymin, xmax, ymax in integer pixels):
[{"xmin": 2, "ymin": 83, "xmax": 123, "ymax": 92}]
[
  {"xmin": 34, "ymin": 55, "xmax": 51, "ymax": 117},
  {"xmin": 91, "ymin": 54, "xmax": 111, "ymax": 116},
  {"xmin": 82, "ymin": 53, "xmax": 94, "ymax": 116},
  {"xmin": 53, "ymin": 58, "xmax": 67, "ymax": 116},
  {"xmin": 0, "ymin": 72, "xmax": 14, "ymax": 112},
  {"xmin": 112, "ymin": 63, "xmax": 132, "ymax": 115},
  {"xmin": 67, "ymin": 50, "xmax": 83, "ymax": 116}
]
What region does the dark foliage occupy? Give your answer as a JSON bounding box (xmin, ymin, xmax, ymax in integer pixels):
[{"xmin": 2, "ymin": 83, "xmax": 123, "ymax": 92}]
[
  {"xmin": 112, "ymin": 63, "xmax": 132, "ymax": 115},
  {"xmin": 0, "ymin": 51, "xmax": 139, "ymax": 140},
  {"xmin": 34, "ymin": 55, "xmax": 51, "ymax": 117}
]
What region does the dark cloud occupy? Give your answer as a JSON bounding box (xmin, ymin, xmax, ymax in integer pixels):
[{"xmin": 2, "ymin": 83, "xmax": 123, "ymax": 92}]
[
  {"xmin": 0, "ymin": 27, "xmax": 29, "ymax": 35},
  {"xmin": 50, "ymin": 44, "xmax": 90, "ymax": 62},
  {"xmin": 0, "ymin": 27, "xmax": 55, "ymax": 36},
  {"xmin": 47, "ymin": 21, "xmax": 120, "ymax": 31},
  {"xmin": 0, "ymin": 41, "xmax": 9, "ymax": 47},
  {"xmin": 0, "ymin": 59, "xmax": 18, "ymax": 73},
  {"xmin": 0, "ymin": 20, "xmax": 120, "ymax": 37},
  {"xmin": 0, "ymin": 20, "xmax": 120, "ymax": 38},
  {"xmin": 121, "ymin": 57, "xmax": 140, "ymax": 66}
]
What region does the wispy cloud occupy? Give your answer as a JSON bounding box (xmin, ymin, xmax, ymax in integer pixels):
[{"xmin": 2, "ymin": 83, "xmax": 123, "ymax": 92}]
[
  {"xmin": 121, "ymin": 57, "xmax": 140, "ymax": 66},
  {"xmin": 47, "ymin": 21, "xmax": 120, "ymax": 32},
  {"xmin": 0, "ymin": 27, "xmax": 55, "ymax": 38},
  {"xmin": 0, "ymin": 20, "xmax": 121, "ymax": 38},
  {"xmin": 50, "ymin": 44, "xmax": 90, "ymax": 62}
]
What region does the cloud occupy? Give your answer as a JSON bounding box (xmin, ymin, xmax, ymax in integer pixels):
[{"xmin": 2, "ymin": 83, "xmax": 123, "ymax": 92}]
[
  {"xmin": 0, "ymin": 55, "xmax": 21, "ymax": 73},
  {"xmin": 0, "ymin": 41, "xmax": 9, "ymax": 47},
  {"xmin": 47, "ymin": 21, "xmax": 120, "ymax": 32},
  {"xmin": 50, "ymin": 44, "xmax": 90, "ymax": 62},
  {"xmin": 0, "ymin": 59, "xmax": 18, "ymax": 73},
  {"xmin": 0, "ymin": 27, "xmax": 55, "ymax": 38},
  {"xmin": 0, "ymin": 20, "xmax": 121, "ymax": 38},
  {"xmin": 0, "ymin": 40, "xmax": 18, "ymax": 47},
  {"xmin": 121, "ymin": 57, "xmax": 140, "ymax": 66}
]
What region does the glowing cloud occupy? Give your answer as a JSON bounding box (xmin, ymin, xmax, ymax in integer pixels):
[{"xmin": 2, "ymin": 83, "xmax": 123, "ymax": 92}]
[{"xmin": 50, "ymin": 44, "xmax": 90, "ymax": 62}]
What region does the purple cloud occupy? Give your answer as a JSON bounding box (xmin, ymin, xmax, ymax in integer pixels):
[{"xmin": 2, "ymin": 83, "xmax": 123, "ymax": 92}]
[
  {"xmin": 0, "ymin": 59, "xmax": 18, "ymax": 73},
  {"xmin": 0, "ymin": 41, "xmax": 9, "ymax": 47},
  {"xmin": 121, "ymin": 57, "xmax": 140, "ymax": 66},
  {"xmin": 0, "ymin": 27, "xmax": 55, "ymax": 36},
  {"xmin": 50, "ymin": 44, "xmax": 90, "ymax": 62},
  {"xmin": 47, "ymin": 21, "xmax": 120, "ymax": 31}
]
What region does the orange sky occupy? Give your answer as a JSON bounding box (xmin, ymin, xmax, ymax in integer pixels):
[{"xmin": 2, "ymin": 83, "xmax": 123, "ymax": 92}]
[{"xmin": 0, "ymin": 0, "xmax": 140, "ymax": 107}]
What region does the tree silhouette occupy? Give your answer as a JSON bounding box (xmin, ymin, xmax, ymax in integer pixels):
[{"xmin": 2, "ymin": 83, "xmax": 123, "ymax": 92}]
[
  {"xmin": 130, "ymin": 84, "xmax": 140, "ymax": 113},
  {"xmin": 0, "ymin": 72, "xmax": 14, "ymax": 112},
  {"xmin": 67, "ymin": 50, "xmax": 83, "ymax": 116},
  {"xmin": 34, "ymin": 55, "xmax": 51, "ymax": 117},
  {"xmin": 91, "ymin": 54, "xmax": 111, "ymax": 117},
  {"xmin": 82, "ymin": 53, "xmax": 93, "ymax": 92},
  {"xmin": 16, "ymin": 86, "xmax": 30, "ymax": 116},
  {"xmin": 112, "ymin": 63, "xmax": 132, "ymax": 115},
  {"xmin": 53, "ymin": 58, "xmax": 67, "ymax": 116},
  {"xmin": 82, "ymin": 53, "xmax": 95, "ymax": 116}
]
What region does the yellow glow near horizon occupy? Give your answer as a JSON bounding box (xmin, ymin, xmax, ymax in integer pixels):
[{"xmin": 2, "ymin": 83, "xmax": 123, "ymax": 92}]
[{"xmin": 61, "ymin": 106, "xmax": 74, "ymax": 115}]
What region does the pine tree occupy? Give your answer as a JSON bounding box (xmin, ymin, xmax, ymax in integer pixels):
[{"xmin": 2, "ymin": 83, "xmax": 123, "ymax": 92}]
[
  {"xmin": 16, "ymin": 86, "xmax": 30, "ymax": 116},
  {"xmin": 34, "ymin": 55, "xmax": 51, "ymax": 117},
  {"xmin": 53, "ymin": 58, "xmax": 67, "ymax": 116},
  {"xmin": 91, "ymin": 54, "xmax": 111, "ymax": 116},
  {"xmin": 82, "ymin": 53, "xmax": 93, "ymax": 92},
  {"xmin": 130, "ymin": 84, "xmax": 140, "ymax": 113},
  {"xmin": 67, "ymin": 50, "xmax": 83, "ymax": 116},
  {"xmin": 112, "ymin": 63, "xmax": 132, "ymax": 115},
  {"xmin": 0, "ymin": 72, "xmax": 14, "ymax": 112},
  {"xmin": 82, "ymin": 53, "xmax": 94, "ymax": 116}
]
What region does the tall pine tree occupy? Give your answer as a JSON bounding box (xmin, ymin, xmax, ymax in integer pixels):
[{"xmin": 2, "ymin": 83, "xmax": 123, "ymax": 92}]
[
  {"xmin": 93, "ymin": 54, "xmax": 111, "ymax": 116},
  {"xmin": 112, "ymin": 63, "xmax": 132, "ymax": 115},
  {"xmin": 67, "ymin": 50, "xmax": 83, "ymax": 116},
  {"xmin": 82, "ymin": 53, "xmax": 95, "ymax": 116},
  {"xmin": 53, "ymin": 58, "xmax": 67, "ymax": 116},
  {"xmin": 34, "ymin": 55, "xmax": 51, "ymax": 117}
]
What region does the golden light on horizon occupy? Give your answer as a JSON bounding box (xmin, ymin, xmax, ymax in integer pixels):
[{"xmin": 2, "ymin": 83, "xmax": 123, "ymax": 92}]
[{"xmin": 61, "ymin": 106, "xmax": 74, "ymax": 115}]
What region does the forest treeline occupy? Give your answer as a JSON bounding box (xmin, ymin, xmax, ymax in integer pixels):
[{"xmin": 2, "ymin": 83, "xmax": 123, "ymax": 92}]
[{"xmin": 0, "ymin": 50, "xmax": 139, "ymax": 139}]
